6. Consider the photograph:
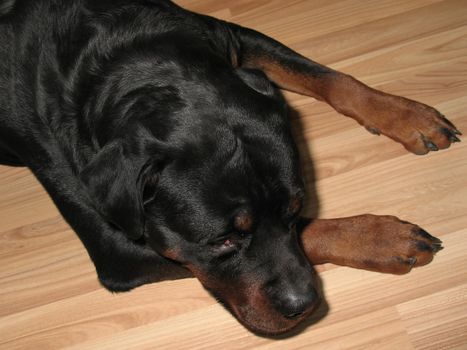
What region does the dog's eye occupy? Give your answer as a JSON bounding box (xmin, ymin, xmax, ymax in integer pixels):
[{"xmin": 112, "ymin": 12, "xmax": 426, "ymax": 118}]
[
  {"xmin": 213, "ymin": 238, "xmax": 238, "ymax": 258},
  {"xmin": 219, "ymin": 235, "xmax": 239, "ymax": 249},
  {"xmin": 223, "ymin": 238, "xmax": 235, "ymax": 248},
  {"xmin": 220, "ymin": 239, "xmax": 237, "ymax": 253},
  {"xmin": 212, "ymin": 232, "xmax": 246, "ymax": 257},
  {"xmin": 143, "ymin": 174, "xmax": 159, "ymax": 205}
]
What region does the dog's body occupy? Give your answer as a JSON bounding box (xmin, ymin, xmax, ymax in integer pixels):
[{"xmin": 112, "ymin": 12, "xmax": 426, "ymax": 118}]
[{"xmin": 0, "ymin": 0, "xmax": 457, "ymax": 335}]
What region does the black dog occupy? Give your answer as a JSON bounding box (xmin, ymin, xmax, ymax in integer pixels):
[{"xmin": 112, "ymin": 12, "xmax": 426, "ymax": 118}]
[{"xmin": 0, "ymin": 0, "xmax": 459, "ymax": 335}]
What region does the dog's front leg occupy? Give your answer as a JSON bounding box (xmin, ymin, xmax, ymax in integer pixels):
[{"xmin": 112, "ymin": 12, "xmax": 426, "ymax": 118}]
[
  {"xmin": 230, "ymin": 24, "xmax": 461, "ymax": 154},
  {"xmin": 299, "ymin": 215, "xmax": 442, "ymax": 274}
]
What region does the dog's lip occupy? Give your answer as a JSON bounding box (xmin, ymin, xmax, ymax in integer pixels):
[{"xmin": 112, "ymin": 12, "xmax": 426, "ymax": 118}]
[
  {"xmin": 241, "ymin": 321, "xmax": 299, "ymax": 336},
  {"xmin": 229, "ymin": 300, "xmax": 317, "ymax": 336},
  {"xmin": 187, "ymin": 265, "xmax": 318, "ymax": 335}
]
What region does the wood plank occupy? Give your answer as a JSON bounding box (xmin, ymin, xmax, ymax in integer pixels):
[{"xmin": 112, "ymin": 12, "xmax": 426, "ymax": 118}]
[
  {"xmin": 1, "ymin": 0, "xmax": 466, "ymax": 349},
  {"xmin": 398, "ymin": 284, "xmax": 467, "ymax": 350}
]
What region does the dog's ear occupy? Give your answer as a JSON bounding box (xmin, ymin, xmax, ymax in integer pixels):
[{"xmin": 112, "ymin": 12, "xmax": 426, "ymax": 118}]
[
  {"xmin": 235, "ymin": 68, "xmax": 276, "ymax": 96},
  {"xmin": 80, "ymin": 80, "xmax": 181, "ymax": 240},
  {"xmin": 80, "ymin": 140, "xmax": 156, "ymax": 240}
]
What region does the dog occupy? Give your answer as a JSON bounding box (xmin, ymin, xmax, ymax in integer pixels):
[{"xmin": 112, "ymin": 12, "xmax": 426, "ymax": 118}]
[{"xmin": 0, "ymin": 0, "xmax": 459, "ymax": 335}]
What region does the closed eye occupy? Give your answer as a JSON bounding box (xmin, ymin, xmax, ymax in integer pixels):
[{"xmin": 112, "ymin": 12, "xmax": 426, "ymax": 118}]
[
  {"xmin": 210, "ymin": 232, "xmax": 247, "ymax": 257},
  {"xmin": 217, "ymin": 239, "xmax": 239, "ymax": 258}
]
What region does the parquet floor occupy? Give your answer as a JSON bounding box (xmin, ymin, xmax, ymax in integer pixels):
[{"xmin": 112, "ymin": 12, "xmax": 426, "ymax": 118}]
[{"xmin": 1, "ymin": 1, "xmax": 466, "ymax": 349}]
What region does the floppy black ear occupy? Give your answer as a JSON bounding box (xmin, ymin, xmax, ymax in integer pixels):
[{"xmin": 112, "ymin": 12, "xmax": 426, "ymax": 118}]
[
  {"xmin": 80, "ymin": 141, "xmax": 150, "ymax": 240},
  {"xmin": 235, "ymin": 68, "xmax": 276, "ymax": 96}
]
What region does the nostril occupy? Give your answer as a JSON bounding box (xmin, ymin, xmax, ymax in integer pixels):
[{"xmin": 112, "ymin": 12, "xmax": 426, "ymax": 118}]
[{"xmin": 286, "ymin": 311, "xmax": 305, "ymax": 319}]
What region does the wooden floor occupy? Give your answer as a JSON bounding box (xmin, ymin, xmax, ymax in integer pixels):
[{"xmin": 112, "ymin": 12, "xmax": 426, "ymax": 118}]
[{"xmin": 1, "ymin": 0, "xmax": 467, "ymax": 349}]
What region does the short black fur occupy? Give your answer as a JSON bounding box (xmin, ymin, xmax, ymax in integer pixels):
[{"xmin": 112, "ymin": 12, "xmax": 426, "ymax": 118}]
[{"xmin": 0, "ymin": 0, "xmax": 323, "ymax": 334}]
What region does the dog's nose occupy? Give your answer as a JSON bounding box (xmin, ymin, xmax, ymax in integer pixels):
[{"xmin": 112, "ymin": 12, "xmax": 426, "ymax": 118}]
[{"xmin": 277, "ymin": 287, "xmax": 318, "ymax": 319}]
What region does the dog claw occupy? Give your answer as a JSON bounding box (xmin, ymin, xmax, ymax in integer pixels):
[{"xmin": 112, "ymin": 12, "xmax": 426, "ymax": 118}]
[
  {"xmin": 432, "ymin": 244, "xmax": 444, "ymax": 253},
  {"xmin": 416, "ymin": 229, "xmax": 441, "ymax": 242},
  {"xmin": 441, "ymin": 128, "xmax": 461, "ymax": 143},
  {"xmin": 416, "ymin": 241, "xmax": 432, "ymax": 252},
  {"xmin": 365, "ymin": 126, "xmax": 380, "ymax": 135},
  {"xmin": 414, "ymin": 229, "xmax": 444, "ymax": 253},
  {"xmin": 416, "ymin": 240, "xmax": 443, "ymax": 254},
  {"xmin": 423, "ymin": 139, "xmax": 439, "ymax": 151},
  {"xmin": 440, "ymin": 115, "xmax": 462, "ymax": 135},
  {"xmin": 441, "ymin": 115, "xmax": 455, "ymax": 127},
  {"xmin": 407, "ymin": 257, "xmax": 417, "ymax": 266}
]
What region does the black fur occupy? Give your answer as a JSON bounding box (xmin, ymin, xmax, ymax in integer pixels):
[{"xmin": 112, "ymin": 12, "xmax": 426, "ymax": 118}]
[{"xmin": 0, "ymin": 0, "xmax": 319, "ymax": 333}]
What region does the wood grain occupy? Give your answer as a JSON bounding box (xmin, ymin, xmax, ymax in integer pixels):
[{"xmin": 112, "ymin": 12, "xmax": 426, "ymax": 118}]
[{"xmin": 1, "ymin": 0, "xmax": 466, "ymax": 349}]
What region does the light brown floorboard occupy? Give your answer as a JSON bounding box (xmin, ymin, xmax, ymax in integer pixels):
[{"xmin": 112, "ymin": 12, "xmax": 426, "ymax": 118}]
[{"xmin": 1, "ymin": 1, "xmax": 466, "ymax": 349}]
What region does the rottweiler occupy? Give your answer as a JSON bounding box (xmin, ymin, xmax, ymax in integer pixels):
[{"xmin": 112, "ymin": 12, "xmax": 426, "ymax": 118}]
[{"xmin": 0, "ymin": 0, "xmax": 457, "ymax": 335}]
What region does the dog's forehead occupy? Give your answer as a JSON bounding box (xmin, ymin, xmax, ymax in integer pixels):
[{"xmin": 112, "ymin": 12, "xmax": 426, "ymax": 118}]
[
  {"xmin": 163, "ymin": 127, "xmax": 300, "ymax": 213},
  {"xmin": 204, "ymin": 136, "xmax": 302, "ymax": 207}
]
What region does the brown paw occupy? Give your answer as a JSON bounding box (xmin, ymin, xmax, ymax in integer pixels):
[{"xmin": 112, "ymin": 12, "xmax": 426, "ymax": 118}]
[
  {"xmin": 359, "ymin": 216, "xmax": 443, "ymax": 274},
  {"xmin": 387, "ymin": 228, "xmax": 443, "ymax": 274},
  {"xmin": 300, "ymin": 215, "xmax": 443, "ymax": 275},
  {"xmin": 365, "ymin": 97, "xmax": 461, "ymax": 155},
  {"xmin": 400, "ymin": 107, "xmax": 461, "ymax": 155}
]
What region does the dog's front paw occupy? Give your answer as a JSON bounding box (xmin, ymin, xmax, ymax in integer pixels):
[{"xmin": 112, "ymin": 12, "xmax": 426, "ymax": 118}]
[
  {"xmin": 383, "ymin": 227, "xmax": 443, "ymax": 274},
  {"xmin": 365, "ymin": 97, "xmax": 461, "ymax": 155},
  {"xmin": 357, "ymin": 216, "xmax": 443, "ymax": 274},
  {"xmin": 396, "ymin": 104, "xmax": 460, "ymax": 155},
  {"xmin": 301, "ymin": 215, "xmax": 443, "ymax": 274}
]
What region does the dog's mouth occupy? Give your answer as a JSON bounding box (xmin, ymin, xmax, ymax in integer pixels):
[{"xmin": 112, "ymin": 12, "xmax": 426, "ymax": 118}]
[
  {"xmin": 224, "ymin": 284, "xmax": 318, "ymax": 336},
  {"xmin": 188, "ymin": 266, "xmax": 317, "ymax": 335}
]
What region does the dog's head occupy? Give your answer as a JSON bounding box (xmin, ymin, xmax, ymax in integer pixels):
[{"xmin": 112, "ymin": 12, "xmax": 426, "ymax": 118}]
[{"xmin": 79, "ymin": 42, "xmax": 318, "ymax": 334}]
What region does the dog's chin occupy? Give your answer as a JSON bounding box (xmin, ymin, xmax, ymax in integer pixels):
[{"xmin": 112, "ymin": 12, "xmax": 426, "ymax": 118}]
[
  {"xmin": 228, "ymin": 301, "xmax": 312, "ymax": 336},
  {"xmin": 187, "ymin": 266, "xmax": 313, "ymax": 335},
  {"xmin": 216, "ymin": 287, "xmax": 317, "ymax": 336}
]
